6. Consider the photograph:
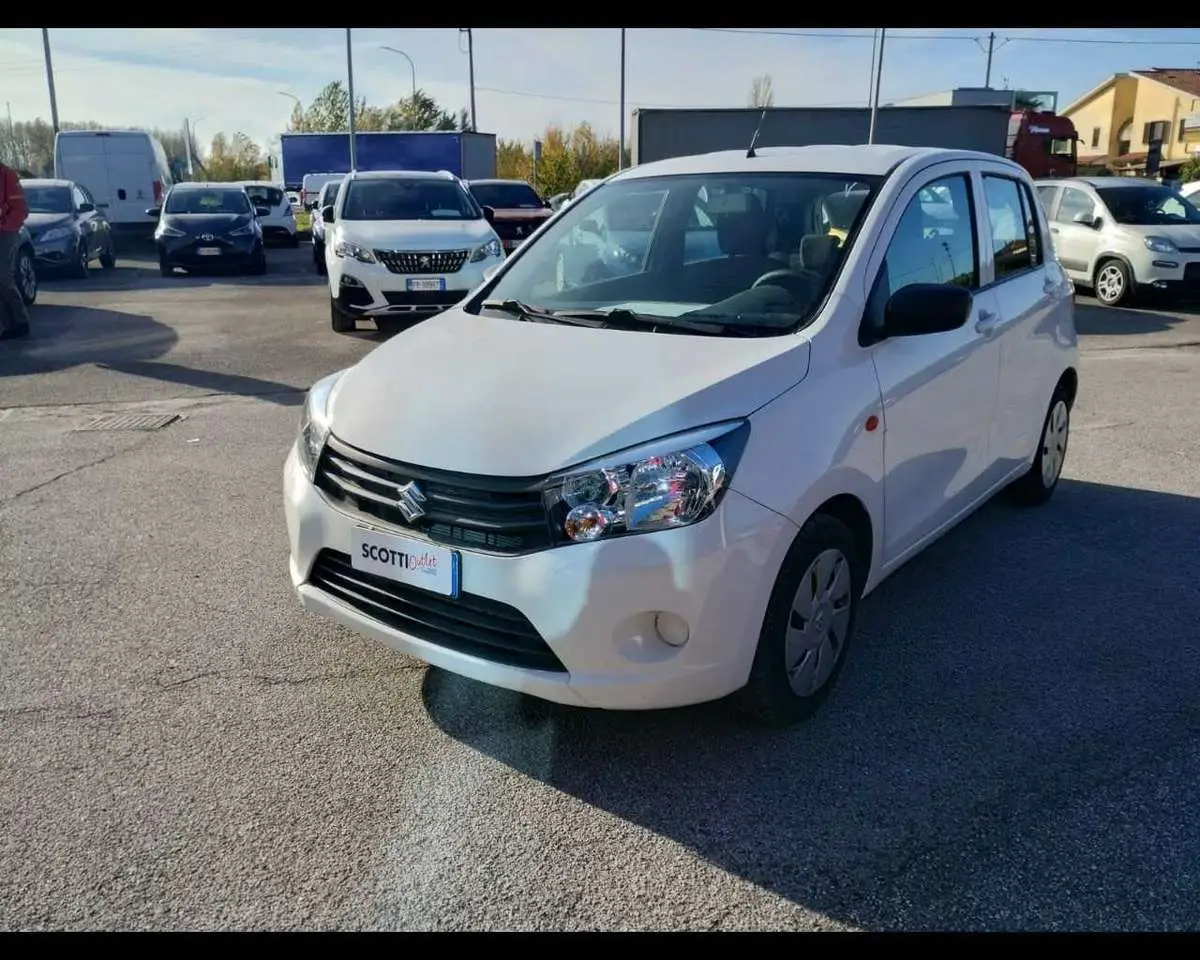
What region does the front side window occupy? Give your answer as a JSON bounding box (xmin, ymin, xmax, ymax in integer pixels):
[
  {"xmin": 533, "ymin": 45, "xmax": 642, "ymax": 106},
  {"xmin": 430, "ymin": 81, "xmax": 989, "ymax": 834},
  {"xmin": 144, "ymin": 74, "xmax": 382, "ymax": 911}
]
[
  {"xmin": 340, "ymin": 178, "xmax": 480, "ymax": 221},
  {"xmin": 1056, "ymin": 187, "xmax": 1096, "ymax": 225},
  {"xmin": 165, "ymin": 189, "xmax": 251, "ymax": 215},
  {"xmin": 1096, "ymin": 185, "xmax": 1200, "ymax": 225},
  {"xmin": 476, "ymin": 171, "xmax": 882, "ymax": 336},
  {"xmin": 882, "ymin": 173, "xmax": 978, "ymax": 294}
]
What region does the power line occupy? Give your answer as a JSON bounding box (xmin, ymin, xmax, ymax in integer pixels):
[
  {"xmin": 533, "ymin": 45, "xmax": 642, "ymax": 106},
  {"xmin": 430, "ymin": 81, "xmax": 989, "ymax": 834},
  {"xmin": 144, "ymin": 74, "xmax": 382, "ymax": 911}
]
[
  {"xmin": 476, "ymin": 83, "xmax": 865, "ymax": 110},
  {"xmin": 692, "ymin": 26, "xmax": 1200, "ymax": 47}
]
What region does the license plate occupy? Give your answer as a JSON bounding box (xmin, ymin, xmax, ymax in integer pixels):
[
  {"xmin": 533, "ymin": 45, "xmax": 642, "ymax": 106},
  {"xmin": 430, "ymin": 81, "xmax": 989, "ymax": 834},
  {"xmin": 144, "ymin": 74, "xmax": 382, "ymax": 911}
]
[
  {"xmin": 503, "ymin": 239, "xmax": 521, "ymax": 250},
  {"xmin": 406, "ymin": 277, "xmax": 446, "ymax": 291},
  {"xmin": 197, "ymin": 247, "xmax": 221, "ymax": 256},
  {"xmin": 351, "ymin": 526, "xmax": 459, "ymax": 598}
]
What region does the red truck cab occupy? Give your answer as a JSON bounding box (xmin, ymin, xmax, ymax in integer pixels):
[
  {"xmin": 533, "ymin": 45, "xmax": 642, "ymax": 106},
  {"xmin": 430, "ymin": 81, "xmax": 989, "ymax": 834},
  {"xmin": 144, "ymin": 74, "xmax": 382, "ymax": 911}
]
[{"xmin": 1006, "ymin": 110, "xmax": 1078, "ymax": 179}]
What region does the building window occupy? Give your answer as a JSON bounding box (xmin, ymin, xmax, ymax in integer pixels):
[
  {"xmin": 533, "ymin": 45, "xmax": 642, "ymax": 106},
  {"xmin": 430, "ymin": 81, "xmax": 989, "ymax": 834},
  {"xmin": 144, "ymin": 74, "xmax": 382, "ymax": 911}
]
[
  {"xmin": 1142, "ymin": 119, "xmax": 1169, "ymax": 144},
  {"xmin": 1116, "ymin": 119, "xmax": 1133, "ymax": 157},
  {"xmin": 1091, "ymin": 127, "xmax": 1101, "ymax": 148}
]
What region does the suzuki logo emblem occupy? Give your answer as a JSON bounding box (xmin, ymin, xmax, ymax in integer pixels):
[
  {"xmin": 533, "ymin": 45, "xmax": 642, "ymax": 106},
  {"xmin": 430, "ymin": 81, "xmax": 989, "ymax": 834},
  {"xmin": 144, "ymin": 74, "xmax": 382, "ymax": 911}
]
[
  {"xmin": 200, "ymin": 234, "xmax": 214, "ymax": 242},
  {"xmin": 393, "ymin": 480, "xmax": 427, "ymax": 523}
]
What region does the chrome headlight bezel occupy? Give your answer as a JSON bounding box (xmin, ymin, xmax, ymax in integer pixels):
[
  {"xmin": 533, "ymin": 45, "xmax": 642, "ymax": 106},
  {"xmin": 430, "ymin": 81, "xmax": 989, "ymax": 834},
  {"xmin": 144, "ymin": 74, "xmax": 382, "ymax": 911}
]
[
  {"xmin": 1144, "ymin": 235, "xmax": 1178, "ymax": 254},
  {"xmin": 333, "ymin": 238, "xmax": 377, "ymax": 263},
  {"xmin": 297, "ymin": 369, "xmax": 349, "ymax": 481},
  {"xmin": 541, "ymin": 421, "xmax": 751, "ymax": 546},
  {"xmin": 470, "ymin": 237, "xmax": 502, "ymax": 262}
]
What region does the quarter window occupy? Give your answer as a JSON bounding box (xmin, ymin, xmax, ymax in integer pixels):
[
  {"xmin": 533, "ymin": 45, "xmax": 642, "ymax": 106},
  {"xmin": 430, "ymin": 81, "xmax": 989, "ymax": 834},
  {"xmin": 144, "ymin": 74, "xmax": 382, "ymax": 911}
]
[{"xmin": 983, "ymin": 175, "xmax": 1035, "ymax": 279}]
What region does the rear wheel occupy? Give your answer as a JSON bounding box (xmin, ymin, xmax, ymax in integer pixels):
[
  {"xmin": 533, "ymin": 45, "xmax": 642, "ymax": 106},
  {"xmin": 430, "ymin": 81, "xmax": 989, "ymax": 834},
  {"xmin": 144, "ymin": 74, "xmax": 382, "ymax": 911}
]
[
  {"xmin": 1007, "ymin": 388, "xmax": 1071, "ymax": 506},
  {"xmin": 330, "ymin": 297, "xmax": 355, "ymax": 334}
]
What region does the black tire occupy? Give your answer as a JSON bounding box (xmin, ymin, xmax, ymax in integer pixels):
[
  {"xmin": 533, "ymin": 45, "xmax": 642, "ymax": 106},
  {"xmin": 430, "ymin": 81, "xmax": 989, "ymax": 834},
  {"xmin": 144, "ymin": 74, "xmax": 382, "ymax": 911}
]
[
  {"xmin": 16, "ymin": 246, "xmax": 37, "ymax": 306},
  {"xmin": 249, "ymin": 248, "xmax": 267, "ymax": 276},
  {"xmin": 1093, "ymin": 257, "xmax": 1133, "ymax": 307},
  {"xmin": 71, "ymin": 240, "xmax": 90, "ymax": 279},
  {"xmin": 99, "ymin": 245, "xmax": 116, "ymax": 270},
  {"xmin": 737, "ymin": 513, "xmax": 864, "ymax": 727},
  {"xmin": 288, "ymin": 233, "xmax": 299, "ymax": 249},
  {"xmin": 1007, "ymin": 385, "xmax": 1072, "ymax": 507},
  {"xmin": 313, "ymin": 243, "xmax": 326, "ymax": 276},
  {"xmin": 330, "ymin": 297, "xmax": 355, "ymax": 333}
]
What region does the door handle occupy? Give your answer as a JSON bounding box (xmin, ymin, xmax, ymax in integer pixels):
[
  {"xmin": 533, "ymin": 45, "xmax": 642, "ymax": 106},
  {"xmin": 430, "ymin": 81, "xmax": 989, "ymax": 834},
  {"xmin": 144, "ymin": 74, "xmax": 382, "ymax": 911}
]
[{"xmin": 975, "ymin": 310, "xmax": 1000, "ymax": 336}]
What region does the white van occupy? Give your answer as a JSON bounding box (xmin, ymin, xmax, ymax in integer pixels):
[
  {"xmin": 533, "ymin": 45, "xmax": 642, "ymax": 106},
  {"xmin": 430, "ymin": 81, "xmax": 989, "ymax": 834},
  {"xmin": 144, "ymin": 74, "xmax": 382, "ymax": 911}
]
[{"xmin": 54, "ymin": 130, "xmax": 174, "ymax": 238}]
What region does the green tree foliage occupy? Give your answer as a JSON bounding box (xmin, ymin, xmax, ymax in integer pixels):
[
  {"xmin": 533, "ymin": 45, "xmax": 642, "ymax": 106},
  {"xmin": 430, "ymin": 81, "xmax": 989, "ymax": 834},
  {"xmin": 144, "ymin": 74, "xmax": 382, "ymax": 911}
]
[
  {"xmin": 496, "ymin": 122, "xmax": 628, "ymax": 197},
  {"xmin": 286, "ymin": 82, "xmax": 466, "ymax": 133},
  {"xmin": 204, "ymin": 132, "xmax": 268, "ymax": 181},
  {"xmin": 1179, "ymin": 156, "xmax": 1200, "ymax": 184}
]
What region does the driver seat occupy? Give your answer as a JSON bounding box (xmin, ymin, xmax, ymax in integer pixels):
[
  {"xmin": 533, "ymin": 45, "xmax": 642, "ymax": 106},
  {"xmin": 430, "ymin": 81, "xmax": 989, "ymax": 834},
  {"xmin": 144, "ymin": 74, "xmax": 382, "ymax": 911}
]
[{"xmin": 710, "ymin": 195, "xmax": 779, "ymax": 294}]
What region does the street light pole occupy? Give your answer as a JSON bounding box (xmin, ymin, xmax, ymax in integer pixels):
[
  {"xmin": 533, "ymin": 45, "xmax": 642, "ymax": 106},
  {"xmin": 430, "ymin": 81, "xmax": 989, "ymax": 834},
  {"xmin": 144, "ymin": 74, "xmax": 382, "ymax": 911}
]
[
  {"xmin": 380, "ymin": 46, "xmax": 416, "ymax": 100},
  {"xmin": 279, "ymin": 91, "xmax": 303, "ymax": 127},
  {"xmin": 42, "ymin": 28, "xmax": 60, "ymax": 137},
  {"xmin": 346, "ymin": 28, "xmax": 357, "ymax": 171},
  {"xmin": 618, "ymin": 29, "xmax": 626, "ymax": 170},
  {"xmin": 867, "ymin": 28, "xmax": 887, "ymax": 145},
  {"xmin": 460, "ymin": 28, "xmax": 477, "ymax": 131}
]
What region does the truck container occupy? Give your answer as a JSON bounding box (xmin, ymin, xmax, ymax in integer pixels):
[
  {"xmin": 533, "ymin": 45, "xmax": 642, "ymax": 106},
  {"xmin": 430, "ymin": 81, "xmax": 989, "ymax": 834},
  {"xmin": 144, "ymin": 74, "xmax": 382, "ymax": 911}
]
[{"xmin": 271, "ymin": 131, "xmax": 497, "ymax": 193}]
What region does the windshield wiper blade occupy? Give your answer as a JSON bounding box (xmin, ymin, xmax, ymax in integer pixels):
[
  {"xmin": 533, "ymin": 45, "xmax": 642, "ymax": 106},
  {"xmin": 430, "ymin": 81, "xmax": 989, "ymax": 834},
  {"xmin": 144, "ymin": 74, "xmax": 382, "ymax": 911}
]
[
  {"xmin": 553, "ymin": 307, "xmax": 728, "ymax": 335},
  {"xmin": 481, "ymin": 299, "xmax": 604, "ymax": 327}
]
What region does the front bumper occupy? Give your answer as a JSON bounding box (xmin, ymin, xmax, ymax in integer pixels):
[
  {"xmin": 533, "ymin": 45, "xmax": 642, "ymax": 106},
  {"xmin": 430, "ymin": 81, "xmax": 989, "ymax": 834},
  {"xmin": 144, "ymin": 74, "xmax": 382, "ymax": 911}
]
[
  {"xmin": 158, "ymin": 234, "xmax": 260, "ymax": 268},
  {"xmin": 327, "ymin": 254, "xmax": 498, "ymax": 319},
  {"xmin": 283, "ymin": 443, "xmax": 796, "ymax": 710},
  {"xmin": 31, "ymin": 234, "xmax": 77, "ymax": 269},
  {"xmin": 1135, "ymin": 251, "xmax": 1200, "ymax": 294}
]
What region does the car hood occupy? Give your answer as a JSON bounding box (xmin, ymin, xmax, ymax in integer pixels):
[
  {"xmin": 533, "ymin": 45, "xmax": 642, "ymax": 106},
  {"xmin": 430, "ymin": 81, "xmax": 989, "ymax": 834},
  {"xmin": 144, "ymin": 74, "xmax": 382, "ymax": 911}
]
[
  {"xmin": 335, "ymin": 218, "xmax": 495, "ymax": 250},
  {"xmin": 25, "ymin": 213, "xmax": 73, "ymax": 234},
  {"xmin": 328, "ymin": 309, "xmax": 811, "ymax": 477}
]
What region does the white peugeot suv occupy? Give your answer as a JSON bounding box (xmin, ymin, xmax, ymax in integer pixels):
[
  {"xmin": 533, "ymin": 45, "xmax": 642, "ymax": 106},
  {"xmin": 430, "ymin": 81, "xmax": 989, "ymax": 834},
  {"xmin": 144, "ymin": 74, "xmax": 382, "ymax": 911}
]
[
  {"xmin": 287, "ymin": 145, "xmax": 1078, "ymax": 726},
  {"xmin": 322, "ymin": 170, "xmax": 505, "ymax": 336}
]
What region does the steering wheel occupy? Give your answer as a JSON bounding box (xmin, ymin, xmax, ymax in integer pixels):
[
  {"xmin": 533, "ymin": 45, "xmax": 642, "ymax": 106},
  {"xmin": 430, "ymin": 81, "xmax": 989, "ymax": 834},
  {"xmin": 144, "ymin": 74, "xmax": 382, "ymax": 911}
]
[{"xmin": 751, "ymin": 268, "xmax": 821, "ymax": 300}]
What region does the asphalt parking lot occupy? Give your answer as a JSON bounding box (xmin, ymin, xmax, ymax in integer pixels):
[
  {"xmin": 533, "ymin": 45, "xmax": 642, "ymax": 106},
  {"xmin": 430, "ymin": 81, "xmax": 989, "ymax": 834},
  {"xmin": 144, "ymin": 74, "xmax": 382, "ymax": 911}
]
[{"xmin": 1, "ymin": 241, "xmax": 1198, "ymax": 931}]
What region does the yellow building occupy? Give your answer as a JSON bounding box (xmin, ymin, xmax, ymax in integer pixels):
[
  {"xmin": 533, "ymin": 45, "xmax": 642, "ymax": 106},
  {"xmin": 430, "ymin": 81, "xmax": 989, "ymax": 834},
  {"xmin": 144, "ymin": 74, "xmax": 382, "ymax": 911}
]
[{"xmin": 1062, "ymin": 68, "xmax": 1200, "ymax": 177}]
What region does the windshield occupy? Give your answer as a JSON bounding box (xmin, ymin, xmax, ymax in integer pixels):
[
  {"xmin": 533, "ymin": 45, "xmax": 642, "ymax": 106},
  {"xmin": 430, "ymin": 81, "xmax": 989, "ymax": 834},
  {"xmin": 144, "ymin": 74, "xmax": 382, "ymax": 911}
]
[
  {"xmin": 243, "ymin": 185, "xmax": 284, "ymax": 207},
  {"xmin": 469, "ymin": 182, "xmax": 543, "ymax": 209},
  {"xmin": 23, "ymin": 186, "xmax": 73, "ymax": 214},
  {"xmin": 1097, "ymin": 186, "xmax": 1200, "ymax": 225},
  {"xmin": 340, "ymin": 178, "xmax": 480, "ymax": 221},
  {"xmin": 1049, "ymin": 138, "xmax": 1076, "ymax": 158},
  {"xmin": 475, "ymin": 171, "xmax": 881, "ymax": 336},
  {"xmin": 165, "ymin": 189, "xmax": 251, "ymax": 215}
]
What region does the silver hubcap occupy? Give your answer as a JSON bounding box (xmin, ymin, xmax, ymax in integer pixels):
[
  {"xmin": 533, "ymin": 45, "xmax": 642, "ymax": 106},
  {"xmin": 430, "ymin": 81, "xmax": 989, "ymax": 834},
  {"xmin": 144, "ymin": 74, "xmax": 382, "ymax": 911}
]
[
  {"xmin": 785, "ymin": 548, "xmax": 853, "ymax": 698},
  {"xmin": 19, "ymin": 255, "xmax": 35, "ymax": 298},
  {"xmin": 1096, "ymin": 264, "xmax": 1124, "ymax": 303},
  {"xmin": 1041, "ymin": 399, "xmax": 1069, "ymax": 488}
]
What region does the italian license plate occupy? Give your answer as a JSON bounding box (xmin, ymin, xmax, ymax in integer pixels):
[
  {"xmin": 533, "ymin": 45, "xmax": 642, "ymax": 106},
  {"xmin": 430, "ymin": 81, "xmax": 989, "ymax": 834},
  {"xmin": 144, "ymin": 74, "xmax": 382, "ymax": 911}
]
[
  {"xmin": 197, "ymin": 247, "xmax": 221, "ymax": 256},
  {"xmin": 406, "ymin": 277, "xmax": 446, "ymax": 292},
  {"xmin": 351, "ymin": 526, "xmax": 460, "ymax": 598}
]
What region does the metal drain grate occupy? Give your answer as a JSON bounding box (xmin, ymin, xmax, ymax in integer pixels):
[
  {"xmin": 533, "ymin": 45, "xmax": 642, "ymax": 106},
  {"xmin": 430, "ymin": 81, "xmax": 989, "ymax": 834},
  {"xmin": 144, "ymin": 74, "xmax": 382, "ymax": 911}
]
[{"xmin": 77, "ymin": 413, "xmax": 181, "ymax": 432}]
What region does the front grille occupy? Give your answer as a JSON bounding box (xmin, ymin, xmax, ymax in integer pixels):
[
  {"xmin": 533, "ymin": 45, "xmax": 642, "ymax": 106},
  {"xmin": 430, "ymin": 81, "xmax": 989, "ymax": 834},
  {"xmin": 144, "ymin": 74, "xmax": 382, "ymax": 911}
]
[
  {"xmin": 315, "ymin": 435, "xmax": 552, "ymax": 554},
  {"xmin": 309, "ymin": 550, "xmax": 566, "ymax": 673},
  {"xmin": 490, "ymin": 217, "xmax": 548, "ymax": 242},
  {"xmin": 376, "ymin": 250, "xmax": 469, "ymax": 275},
  {"xmin": 382, "ymin": 290, "xmax": 463, "ymax": 307}
]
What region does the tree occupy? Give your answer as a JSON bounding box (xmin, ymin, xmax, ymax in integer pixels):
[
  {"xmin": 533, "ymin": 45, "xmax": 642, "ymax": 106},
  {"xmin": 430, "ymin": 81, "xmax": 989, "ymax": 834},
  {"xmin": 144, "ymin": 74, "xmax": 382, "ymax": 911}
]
[
  {"xmin": 496, "ymin": 121, "xmax": 624, "ymax": 197},
  {"xmin": 205, "ymin": 132, "xmax": 268, "ymax": 181},
  {"xmin": 1178, "ymin": 156, "xmax": 1200, "ymax": 184},
  {"xmin": 749, "ymin": 75, "xmax": 775, "ymax": 108},
  {"xmin": 286, "ymin": 82, "xmax": 466, "ymax": 134}
]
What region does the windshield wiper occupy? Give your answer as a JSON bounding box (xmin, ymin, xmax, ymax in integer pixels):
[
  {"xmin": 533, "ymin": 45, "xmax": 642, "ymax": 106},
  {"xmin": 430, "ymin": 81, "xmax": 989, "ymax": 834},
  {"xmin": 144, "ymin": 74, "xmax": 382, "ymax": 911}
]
[
  {"xmin": 557, "ymin": 308, "xmax": 785, "ymax": 337},
  {"xmin": 481, "ymin": 299, "xmax": 604, "ymax": 328}
]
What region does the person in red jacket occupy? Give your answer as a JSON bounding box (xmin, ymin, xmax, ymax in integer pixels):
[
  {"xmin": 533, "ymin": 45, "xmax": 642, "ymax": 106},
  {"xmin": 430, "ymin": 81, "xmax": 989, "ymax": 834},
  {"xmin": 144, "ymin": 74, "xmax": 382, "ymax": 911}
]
[{"xmin": 0, "ymin": 160, "xmax": 31, "ymax": 340}]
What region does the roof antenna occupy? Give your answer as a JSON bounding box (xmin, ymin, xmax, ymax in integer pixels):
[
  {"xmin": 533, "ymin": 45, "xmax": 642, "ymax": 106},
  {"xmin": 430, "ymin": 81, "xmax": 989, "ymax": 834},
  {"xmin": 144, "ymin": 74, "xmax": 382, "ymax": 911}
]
[{"xmin": 746, "ymin": 109, "xmax": 768, "ymax": 158}]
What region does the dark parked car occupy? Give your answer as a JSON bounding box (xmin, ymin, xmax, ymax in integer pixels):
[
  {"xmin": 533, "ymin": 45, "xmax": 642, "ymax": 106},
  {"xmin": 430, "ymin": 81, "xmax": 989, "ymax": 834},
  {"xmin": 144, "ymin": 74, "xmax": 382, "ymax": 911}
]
[
  {"xmin": 12, "ymin": 225, "xmax": 37, "ymax": 306},
  {"xmin": 20, "ymin": 178, "xmax": 116, "ymax": 278},
  {"xmin": 464, "ymin": 179, "xmax": 553, "ymax": 253},
  {"xmin": 147, "ymin": 183, "xmax": 268, "ymax": 277}
]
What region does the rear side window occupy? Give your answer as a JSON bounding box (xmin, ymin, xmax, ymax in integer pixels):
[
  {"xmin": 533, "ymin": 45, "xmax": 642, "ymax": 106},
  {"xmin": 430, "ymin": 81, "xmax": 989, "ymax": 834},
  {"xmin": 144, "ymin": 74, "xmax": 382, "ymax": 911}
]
[
  {"xmin": 982, "ymin": 175, "xmax": 1038, "ymax": 279},
  {"xmin": 244, "ymin": 185, "xmax": 284, "ymax": 208}
]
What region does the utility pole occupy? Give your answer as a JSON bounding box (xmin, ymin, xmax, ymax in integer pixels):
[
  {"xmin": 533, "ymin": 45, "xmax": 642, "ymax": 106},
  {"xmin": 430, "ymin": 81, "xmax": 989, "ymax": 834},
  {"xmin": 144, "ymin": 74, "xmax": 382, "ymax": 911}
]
[
  {"xmin": 618, "ymin": 29, "xmax": 626, "ymax": 170},
  {"xmin": 461, "ymin": 29, "xmax": 477, "ymax": 132},
  {"xmin": 867, "ymin": 29, "xmax": 879, "ymax": 107},
  {"xmin": 868, "ymin": 28, "xmax": 886, "ymax": 145},
  {"xmin": 184, "ymin": 118, "xmax": 194, "ymax": 178},
  {"xmin": 380, "ymin": 46, "xmax": 417, "ymax": 101},
  {"xmin": 42, "ymin": 28, "xmax": 60, "ymax": 136},
  {"xmin": 984, "ymin": 32, "xmax": 996, "ymax": 88},
  {"xmin": 346, "ymin": 28, "xmax": 357, "ymax": 171}
]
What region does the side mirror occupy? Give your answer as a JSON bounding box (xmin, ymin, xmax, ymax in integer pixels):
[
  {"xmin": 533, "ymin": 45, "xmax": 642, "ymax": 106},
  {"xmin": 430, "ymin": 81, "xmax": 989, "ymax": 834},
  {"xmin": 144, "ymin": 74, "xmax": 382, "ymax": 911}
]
[
  {"xmin": 481, "ymin": 205, "xmax": 496, "ymax": 224},
  {"xmin": 882, "ymin": 283, "xmax": 973, "ymax": 338},
  {"xmin": 321, "ymin": 205, "xmax": 335, "ymax": 224},
  {"xmin": 76, "ymin": 202, "xmax": 94, "ymax": 213},
  {"xmin": 255, "ymin": 205, "xmax": 271, "ymax": 218},
  {"xmin": 307, "ymin": 199, "xmax": 320, "ymax": 211},
  {"xmin": 1072, "ymin": 210, "xmax": 1099, "ymax": 228},
  {"xmin": 145, "ymin": 207, "xmax": 162, "ymax": 218}
]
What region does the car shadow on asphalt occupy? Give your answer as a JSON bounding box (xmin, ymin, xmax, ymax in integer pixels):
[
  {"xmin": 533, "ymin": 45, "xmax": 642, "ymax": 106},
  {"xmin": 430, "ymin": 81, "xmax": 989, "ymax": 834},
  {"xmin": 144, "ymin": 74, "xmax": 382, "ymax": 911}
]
[
  {"xmin": 1075, "ymin": 298, "xmax": 1200, "ymax": 335},
  {"xmin": 0, "ymin": 304, "xmax": 177, "ymax": 378},
  {"xmin": 422, "ymin": 478, "xmax": 1200, "ymax": 930},
  {"xmin": 94, "ymin": 359, "xmax": 305, "ymax": 406}
]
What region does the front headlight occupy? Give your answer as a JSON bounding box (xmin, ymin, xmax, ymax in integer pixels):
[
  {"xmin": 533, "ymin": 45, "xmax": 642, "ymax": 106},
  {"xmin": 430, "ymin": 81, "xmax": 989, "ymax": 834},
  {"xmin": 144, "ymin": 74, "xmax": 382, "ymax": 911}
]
[
  {"xmin": 156, "ymin": 223, "xmax": 185, "ymax": 239},
  {"xmin": 1145, "ymin": 235, "xmax": 1177, "ymax": 254},
  {"xmin": 470, "ymin": 237, "xmax": 502, "ymax": 262},
  {"xmin": 37, "ymin": 226, "xmax": 73, "ymax": 243},
  {"xmin": 334, "ymin": 239, "xmax": 377, "ymax": 263},
  {"xmin": 230, "ymin": 221, "xmax": 257, "ymax": 237},
  {"xmin": 542, "ymin": 421, "xmax": 750, "ymax": 544},
  {"xmin": 297, "ymin": 369, "xmax": 349, "ymax": 481}
]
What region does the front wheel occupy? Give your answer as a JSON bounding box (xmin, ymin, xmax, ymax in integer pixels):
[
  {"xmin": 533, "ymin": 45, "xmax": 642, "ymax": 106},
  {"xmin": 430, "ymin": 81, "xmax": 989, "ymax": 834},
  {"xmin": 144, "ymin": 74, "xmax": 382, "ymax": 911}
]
[
  {"xmin": 330, "ymin": 297, "xmax": 355, "ymax": 334},
  {"xmin": 1007, "ymin": 389, "xmax": 1071, "ymax": 506},
  {"xmin": 737, "ymin": 513, "xmax": 864, "ymax": 727},
  {"xmin": 16, "ymin": 246, "xmax": 37, "ymax": 305},
  {"xmin": 313, "ymin": 243, "xmax": 326, "ymax": 276},
  {"xmin": 71, "ymin": 240, "xmax": 90, "ymax": 279},
  {"xmin": 1094, "ymin": 258, "xmax": 1132, "ymax": 307},
  {"xmin": 248, "ymin": 247, "xmax": 267, "ymax": 275}
]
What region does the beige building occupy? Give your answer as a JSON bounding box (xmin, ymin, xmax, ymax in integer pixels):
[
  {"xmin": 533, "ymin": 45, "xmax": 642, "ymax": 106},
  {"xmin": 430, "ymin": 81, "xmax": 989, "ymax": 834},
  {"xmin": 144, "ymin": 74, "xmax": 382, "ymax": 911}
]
[{"xmin": 1062, "ymin": 68, "xmax": 1200, "ymax": 176}]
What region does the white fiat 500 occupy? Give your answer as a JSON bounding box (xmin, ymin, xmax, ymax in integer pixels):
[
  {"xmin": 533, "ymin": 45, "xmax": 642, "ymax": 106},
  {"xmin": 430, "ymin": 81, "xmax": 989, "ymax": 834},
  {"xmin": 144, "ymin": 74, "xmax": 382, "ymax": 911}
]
[{"xmin": 284, "ymin": 145, "xmax": 1078, "ymax": 725}]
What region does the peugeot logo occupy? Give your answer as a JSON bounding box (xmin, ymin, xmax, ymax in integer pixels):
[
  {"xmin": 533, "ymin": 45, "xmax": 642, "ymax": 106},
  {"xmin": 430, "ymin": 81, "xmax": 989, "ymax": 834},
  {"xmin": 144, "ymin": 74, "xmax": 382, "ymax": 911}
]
[
  {"xmin": 419, "ymin": 255, "xmax": 432, "ymax": 269},
  {"xmin": 393, "ymin": 480, "xmax": 427, "ymax": 523},
  {"xmin": 200, "ymin": 234, "xmax": 214, "ymax": 242}
]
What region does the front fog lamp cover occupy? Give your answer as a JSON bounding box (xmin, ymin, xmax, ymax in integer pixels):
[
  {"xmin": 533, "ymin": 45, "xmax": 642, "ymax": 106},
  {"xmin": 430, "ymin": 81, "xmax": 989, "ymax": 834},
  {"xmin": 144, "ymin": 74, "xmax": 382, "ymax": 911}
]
[{"xmin": 544, "ymin": 425, "xmax": 746, "ymax": 545}]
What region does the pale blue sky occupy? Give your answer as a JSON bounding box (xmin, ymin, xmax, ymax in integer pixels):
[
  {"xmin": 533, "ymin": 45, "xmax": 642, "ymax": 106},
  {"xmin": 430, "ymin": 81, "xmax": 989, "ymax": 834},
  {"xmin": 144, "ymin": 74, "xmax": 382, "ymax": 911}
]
[{"xmin": 1, "ymin": 27, "xmax": 1198, "ymax": 153}]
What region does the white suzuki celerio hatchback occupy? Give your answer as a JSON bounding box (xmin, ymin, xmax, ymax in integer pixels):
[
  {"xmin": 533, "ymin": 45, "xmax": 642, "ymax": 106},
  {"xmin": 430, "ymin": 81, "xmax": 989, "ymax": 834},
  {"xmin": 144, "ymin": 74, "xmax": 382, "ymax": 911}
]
[{"xmin": 284, "ymin": 145, "xmax": 1078, "ymax": 725}]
